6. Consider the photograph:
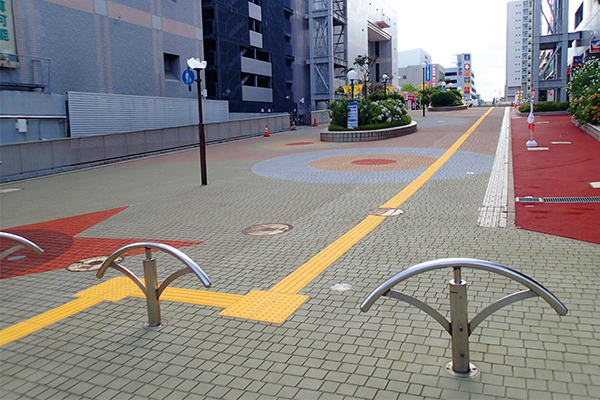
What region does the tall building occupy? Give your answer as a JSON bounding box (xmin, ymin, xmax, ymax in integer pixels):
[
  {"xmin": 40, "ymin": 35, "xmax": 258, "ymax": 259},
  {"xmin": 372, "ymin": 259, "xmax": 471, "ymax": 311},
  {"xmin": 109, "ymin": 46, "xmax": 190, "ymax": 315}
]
[
  {"xmin": 569, "ymin": 0, "xmax": 600, "ymax": 65},
  {"xmin": 397, "ymin": 63, "xmax": 445, "ymax": 90},
  {"xmin": 445, "ymin": 53, "xmax": 477, "ymax": 100},
  {"xmin": 294, "ymin": 0, "xmax": 398, "ymax": 114},
  {"xmin": 201, "ymin": 0, "xmax": 295, "ymax": 113},
  {"xmin": 397, "ymin": 48, "xmax": 432, "ymax": 68},
  {"xmin": 505, "ymin": 0, "xmax": 533, "ymax": 102}
]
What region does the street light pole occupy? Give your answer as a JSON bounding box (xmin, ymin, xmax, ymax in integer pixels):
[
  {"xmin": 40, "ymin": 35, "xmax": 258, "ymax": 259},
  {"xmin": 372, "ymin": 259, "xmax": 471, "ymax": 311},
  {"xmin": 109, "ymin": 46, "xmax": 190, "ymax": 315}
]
[
  {"xmin": 195, "ymin": 70, "xmax": 207, "ymax": 186},
  {"xmin": 347, "ymin": 69, "xmax": 358, "ymax": 100},
  {"xmin": 421, "ymin": 63, "xmax": 427, "ymax": 117},
  {"xmin": 187, "ymin": 58, "xmax": 208, "ymax": 186}
]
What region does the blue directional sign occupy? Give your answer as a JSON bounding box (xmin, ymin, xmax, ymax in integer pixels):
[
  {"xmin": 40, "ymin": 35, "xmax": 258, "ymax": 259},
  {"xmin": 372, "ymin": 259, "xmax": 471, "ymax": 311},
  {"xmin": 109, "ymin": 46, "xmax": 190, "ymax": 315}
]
[
  {"xmin": 347, "ymin": 101, "xmax": 358, "ymax": 129},
  {"xmin": 182, "ymin": 69, "xmax": 195, "ymax": 85}
]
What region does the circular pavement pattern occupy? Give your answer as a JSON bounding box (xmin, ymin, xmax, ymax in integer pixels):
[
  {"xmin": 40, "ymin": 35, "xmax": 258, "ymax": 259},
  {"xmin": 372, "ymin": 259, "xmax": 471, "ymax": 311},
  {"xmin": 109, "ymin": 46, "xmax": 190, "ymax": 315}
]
[
  {"xmin": 310, "ymin": 154, "xmax": 436, "ymax": 172},
  {"xmin": 251, "ymin": 148, "xmax": 495, "ymax": 184}
]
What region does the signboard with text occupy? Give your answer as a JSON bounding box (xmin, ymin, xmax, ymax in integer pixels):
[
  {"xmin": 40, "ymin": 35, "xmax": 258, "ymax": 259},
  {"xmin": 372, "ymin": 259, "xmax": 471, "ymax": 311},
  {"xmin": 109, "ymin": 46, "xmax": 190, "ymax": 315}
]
[
  {"xmin": 347, "ymin": 102, "xmax": 358, "ymax": 129},
  {"xmin": 0, "ymin": 0, "xmax": 16, "ymax": 54}
]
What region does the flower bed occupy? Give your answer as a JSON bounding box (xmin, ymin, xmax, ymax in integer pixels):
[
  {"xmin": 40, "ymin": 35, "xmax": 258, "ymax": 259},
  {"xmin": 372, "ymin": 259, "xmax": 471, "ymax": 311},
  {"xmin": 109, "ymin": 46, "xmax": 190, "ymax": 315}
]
[
  {"xmin": 321, "ymin": 121, "xmax": 417, "ymax": 142},
  {"xmin": 324, "ymin": 96, "xmax": 414, "ymax": 142},
  {"xmin": 429, "ymin": 105, "xmax": 468, "ymax": 112}
]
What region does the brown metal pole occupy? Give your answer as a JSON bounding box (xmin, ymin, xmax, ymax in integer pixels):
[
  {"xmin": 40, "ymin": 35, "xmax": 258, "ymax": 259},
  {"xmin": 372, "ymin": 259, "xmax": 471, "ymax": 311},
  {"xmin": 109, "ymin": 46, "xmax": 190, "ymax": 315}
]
[{"xmin": 195, "ymin": 69, "xmax": 207, "ymax": 186}]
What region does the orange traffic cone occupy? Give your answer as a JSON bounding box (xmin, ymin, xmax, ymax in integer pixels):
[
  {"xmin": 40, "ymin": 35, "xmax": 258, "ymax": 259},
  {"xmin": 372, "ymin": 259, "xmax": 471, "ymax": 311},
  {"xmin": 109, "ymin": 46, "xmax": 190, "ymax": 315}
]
[
  {"xmin": 313, "ymin": 118, "xmax": 317, "ymax": 127},
  {"xmin": 264, "ymin": 125, "xmax": 270, "ymax": 137}
]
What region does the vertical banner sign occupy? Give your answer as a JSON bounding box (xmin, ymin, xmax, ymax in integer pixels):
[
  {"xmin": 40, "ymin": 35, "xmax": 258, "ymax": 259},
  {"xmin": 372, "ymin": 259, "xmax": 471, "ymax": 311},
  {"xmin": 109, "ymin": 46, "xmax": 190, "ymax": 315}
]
[
  {"xmin": 431, "ymin": 64, "xmax": 437, "ymax": 87},
  {"xmin": 425, "ymin": 64, "xmax": 431, "ymax": 88},
  {"xmin": 591, "ymin": 40, "xmax": 600, "ymax": 53},
  {"xmin": 531, "ymin": 88, "xmax": 536, "ymax": 102},
  {"xmin": 0, "ymin": 0, "xmax": 16, "ymax": 55},
  {"xmin": 347, "ymin": 101, "xmax": 358, "ymax": 129}
]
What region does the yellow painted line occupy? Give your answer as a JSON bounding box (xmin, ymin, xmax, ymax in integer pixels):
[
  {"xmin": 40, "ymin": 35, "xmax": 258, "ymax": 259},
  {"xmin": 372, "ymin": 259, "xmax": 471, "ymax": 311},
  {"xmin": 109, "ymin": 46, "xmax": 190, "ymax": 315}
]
[
  {"xmin": 381, "ymin": 107, "xmax": 494, "ymax": 209},
  {"xmin": 269, "ymin": 215, "xmax": 385, "ymax": 294},
  {"xmin": 270, "ymin": 108, "xmax": 495, "ymax": 296},
  {"xmin": 0, "ymin": 298, "xmax": 102, "ymax": 347},
  {"xmin": 146, "ymin": 287, "xmax": 243, "ymax": 308}
]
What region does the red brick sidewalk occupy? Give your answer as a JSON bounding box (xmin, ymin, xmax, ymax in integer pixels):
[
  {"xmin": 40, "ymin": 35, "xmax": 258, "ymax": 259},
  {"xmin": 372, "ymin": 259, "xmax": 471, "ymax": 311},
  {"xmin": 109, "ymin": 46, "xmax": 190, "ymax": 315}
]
[{"xmin": 511, "ymin": 112, "xmax": 600, "ymax": 244}]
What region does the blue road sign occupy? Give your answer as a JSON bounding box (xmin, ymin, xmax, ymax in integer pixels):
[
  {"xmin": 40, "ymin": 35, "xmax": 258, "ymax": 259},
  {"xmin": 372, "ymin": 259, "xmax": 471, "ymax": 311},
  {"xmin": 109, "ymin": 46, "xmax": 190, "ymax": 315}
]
[
  {"xmin": 347, "ymin": 102, "xmax": 358, "ymax": 129},
  {"xmin": 182, "ymin": 69, "xmax": 195, "ymax": 85}
]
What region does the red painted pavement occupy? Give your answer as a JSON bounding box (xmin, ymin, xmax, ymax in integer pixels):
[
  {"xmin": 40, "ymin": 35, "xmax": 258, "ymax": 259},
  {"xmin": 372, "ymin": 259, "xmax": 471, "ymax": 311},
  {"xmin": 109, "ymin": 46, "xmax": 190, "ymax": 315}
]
[
  {"xmin": 0, "ymin": 207, "xmax": 203, "ymax": 279},
  {"xmin": 511, "ymin": 113, "xmax": 600, "ymax": 244}
]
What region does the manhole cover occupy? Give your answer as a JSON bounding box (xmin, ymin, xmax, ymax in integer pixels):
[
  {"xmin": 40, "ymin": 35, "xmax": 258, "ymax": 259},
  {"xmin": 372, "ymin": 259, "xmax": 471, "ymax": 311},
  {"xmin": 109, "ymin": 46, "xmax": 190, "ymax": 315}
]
[
  {"xmin": 243, "ymin": 223, "xmax": 293, "ymax": 236},
  {"xmin": 67, "ymin": 256, "xmax": 123, "ymax": 272},
  {"xmin": 368, "ymin": 208, "xmax": 404, "ymax": 217}
]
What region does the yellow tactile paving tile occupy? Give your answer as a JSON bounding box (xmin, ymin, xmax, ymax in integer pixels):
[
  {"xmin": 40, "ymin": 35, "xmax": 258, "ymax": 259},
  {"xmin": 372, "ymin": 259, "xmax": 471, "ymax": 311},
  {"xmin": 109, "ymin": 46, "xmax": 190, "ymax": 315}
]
[
  {"xmin": 249, "ymin": 292, "xmax": 309, "ymax": 324},
  {"xmin": 219, "ymin": 290, "xmax": 308, "ymax": 323},
  {"xmin": 74, "ymin": 276, "xmax": 141, "ymax": 301},
  {"xmin": 0, "ymin": 298, "xmax": 102, "ymax": 347}
]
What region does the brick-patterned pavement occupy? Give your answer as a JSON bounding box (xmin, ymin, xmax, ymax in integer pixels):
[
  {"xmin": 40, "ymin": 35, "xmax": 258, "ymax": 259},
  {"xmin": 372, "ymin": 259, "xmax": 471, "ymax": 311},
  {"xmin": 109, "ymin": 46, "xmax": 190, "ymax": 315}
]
[{"xmin": 1, "ymin": 107, "xmax": 599, "ymax": 399}]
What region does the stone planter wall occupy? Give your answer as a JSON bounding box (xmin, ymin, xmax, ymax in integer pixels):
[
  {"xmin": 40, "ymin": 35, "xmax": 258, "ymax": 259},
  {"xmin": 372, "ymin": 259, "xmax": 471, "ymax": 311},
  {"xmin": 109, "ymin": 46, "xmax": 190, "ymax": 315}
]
[
  {"xmin": 580, "ymin": 121, "xmax": 600, "ymax": 143},
  {"xmin": 320, "ymin": 121, "xmax": 417, "ymax": 142},
  {"xmin": 429, "ymin": 105, "xmax": 468, "ymax": 112}
]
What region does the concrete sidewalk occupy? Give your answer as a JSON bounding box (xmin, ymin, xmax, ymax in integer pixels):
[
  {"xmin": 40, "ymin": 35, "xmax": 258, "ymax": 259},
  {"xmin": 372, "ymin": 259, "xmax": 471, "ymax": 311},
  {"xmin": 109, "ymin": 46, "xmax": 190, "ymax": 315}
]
[{"xmin": 1, "ymin": 107, "xmax": 599, "ymax": 399}]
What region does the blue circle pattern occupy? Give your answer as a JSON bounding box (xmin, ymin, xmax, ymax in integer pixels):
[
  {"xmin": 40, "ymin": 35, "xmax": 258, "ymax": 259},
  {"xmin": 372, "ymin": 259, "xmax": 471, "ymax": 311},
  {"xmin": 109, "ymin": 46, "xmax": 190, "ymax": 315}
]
[{"xmin": 251, "ymin": 148, "xmax": 494, "ymax": 184}]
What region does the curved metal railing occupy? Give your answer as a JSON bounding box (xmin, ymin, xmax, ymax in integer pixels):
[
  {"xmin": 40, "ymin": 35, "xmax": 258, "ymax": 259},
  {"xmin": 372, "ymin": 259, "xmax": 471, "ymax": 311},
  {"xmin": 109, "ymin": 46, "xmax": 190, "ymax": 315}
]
[
  {"xmin": 97, "ymin": 242, "xmax": 211, "ymax": 328},
  {"xmin": 0, "ymin": 232, "xmax": 44, "ymax": 261},
  {"xmin": 360, "ymin": 258, "xmax": 567, "ymax": 377}
]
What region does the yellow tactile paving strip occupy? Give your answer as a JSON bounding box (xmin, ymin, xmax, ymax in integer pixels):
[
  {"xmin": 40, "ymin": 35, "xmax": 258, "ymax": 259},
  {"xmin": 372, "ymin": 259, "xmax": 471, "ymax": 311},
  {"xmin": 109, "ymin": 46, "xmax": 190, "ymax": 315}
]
[
  {"xmin": 0, "ymin": 108, "xmax": 494, "ymax": 345},
  {"xmin": 0, "ymin": 298, "xmax": 103, "ymax": 347}
]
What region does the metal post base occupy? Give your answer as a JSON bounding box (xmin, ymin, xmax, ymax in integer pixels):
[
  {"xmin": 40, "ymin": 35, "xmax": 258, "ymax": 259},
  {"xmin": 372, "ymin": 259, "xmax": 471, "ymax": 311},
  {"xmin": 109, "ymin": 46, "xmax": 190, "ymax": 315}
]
[
  {"xmin": 526, "ymin": 140, "xmax": 537, "ymax": 147},
  {"xmin": 143, "ymin": 320, "xmax": 167, "ymax": 330},
  {"xmin": 444, "ymin": 362, "xmax": 480, "ymax": 378}
]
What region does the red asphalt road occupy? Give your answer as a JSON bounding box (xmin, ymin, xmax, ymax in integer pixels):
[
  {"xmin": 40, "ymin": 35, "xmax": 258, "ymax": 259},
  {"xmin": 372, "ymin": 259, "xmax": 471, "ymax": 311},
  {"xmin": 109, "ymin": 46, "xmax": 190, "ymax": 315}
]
[{"xmin": 510, "ymin": 111, "xmax": 600, "ymax": 245}]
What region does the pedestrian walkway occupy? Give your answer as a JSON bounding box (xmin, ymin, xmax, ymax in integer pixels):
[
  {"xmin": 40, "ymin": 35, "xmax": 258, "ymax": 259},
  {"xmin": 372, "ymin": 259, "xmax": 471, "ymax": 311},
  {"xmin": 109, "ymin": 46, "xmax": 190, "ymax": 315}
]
[{"xmin": 1, "ymin": 107, "xmax": 599, "ymax": 400}]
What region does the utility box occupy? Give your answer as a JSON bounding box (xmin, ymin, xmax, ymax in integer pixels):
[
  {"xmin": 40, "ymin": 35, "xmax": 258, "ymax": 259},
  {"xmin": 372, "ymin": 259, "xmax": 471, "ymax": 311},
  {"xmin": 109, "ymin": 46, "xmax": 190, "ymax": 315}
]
[{"xmin": 16, "ymin": 119, "xmax": 28, "ymax": 133}]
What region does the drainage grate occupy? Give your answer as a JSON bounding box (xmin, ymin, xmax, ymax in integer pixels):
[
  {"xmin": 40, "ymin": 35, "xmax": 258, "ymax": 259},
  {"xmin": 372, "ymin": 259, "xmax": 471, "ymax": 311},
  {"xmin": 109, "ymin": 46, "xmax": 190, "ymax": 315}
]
[
  {"xmin": 543, "ymin": 197, "xmax": 600, "ymax": 203},
  {"xmin": 515, "ymin": 197, "xmax": 543, "ymax": 203},
  {"xmin": 516, "ymin": 196, "xmax": 600, "ymax": 203}
]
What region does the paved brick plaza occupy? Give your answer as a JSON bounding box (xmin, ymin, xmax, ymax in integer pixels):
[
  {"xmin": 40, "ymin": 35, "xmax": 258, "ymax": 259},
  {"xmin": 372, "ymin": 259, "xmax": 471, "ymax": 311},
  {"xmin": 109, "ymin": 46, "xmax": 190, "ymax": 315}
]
[{"xmin": 1, "ymin": 107, "xmax": 599, "ymax": 399}]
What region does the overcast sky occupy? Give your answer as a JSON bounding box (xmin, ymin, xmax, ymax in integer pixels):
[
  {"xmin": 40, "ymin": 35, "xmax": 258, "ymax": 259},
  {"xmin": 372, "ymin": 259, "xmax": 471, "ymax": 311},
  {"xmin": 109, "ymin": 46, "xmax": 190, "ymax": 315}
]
[
  {"xmin": 392, "ymin": 0, "xmax": 584, "ymax": 101},
  {"xmin": 393, "ymin": 0, "xmax": 514, "ymax": 101}
]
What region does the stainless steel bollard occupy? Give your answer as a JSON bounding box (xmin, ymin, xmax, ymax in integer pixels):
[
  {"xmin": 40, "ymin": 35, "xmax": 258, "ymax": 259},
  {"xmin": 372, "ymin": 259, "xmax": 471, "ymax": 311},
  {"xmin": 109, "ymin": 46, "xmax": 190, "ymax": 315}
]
[
  {"xmin": 361, "ymin": 258, "xmax": 567, "ymax": 378},
  {"xmin": 97, "ymin": 242, "xmax": 211, "ymax": 329},
  {"xmin": 143, "ymin": 249, "xmax": 161, "ymax": 328}
]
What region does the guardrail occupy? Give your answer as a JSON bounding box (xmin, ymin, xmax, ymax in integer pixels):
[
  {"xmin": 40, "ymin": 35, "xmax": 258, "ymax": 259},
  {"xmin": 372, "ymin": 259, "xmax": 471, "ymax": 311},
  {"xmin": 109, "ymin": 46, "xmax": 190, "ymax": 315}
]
[
  {"xmin": 97, "ymin": 242, "xmax": 211, "ymax": 328},
  {"xmin": 360, "ymin": 258, "xmax": 567, "ymax": 378},
  {"xmin": 0, "ymin": 232, "xmax": 44, "ymax": 261}
]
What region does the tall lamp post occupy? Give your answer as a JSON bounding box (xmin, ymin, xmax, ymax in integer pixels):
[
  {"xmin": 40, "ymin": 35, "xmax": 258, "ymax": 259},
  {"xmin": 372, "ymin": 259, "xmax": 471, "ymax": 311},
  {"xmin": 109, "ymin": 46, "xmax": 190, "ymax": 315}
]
[
  {"xmin": 187, "ymin": 58, "xmax": 208, "ymax": 186},
  {"xmin": 381, "ymin": 73, "xmax": 390, "ymax": 95},
  {"xmin": 347, "ymin": 69, "xmax": 358, "ymax": 99},
  {"xmin": 421, "ymin": 62, "xmax": 427, "ymax": 117}
]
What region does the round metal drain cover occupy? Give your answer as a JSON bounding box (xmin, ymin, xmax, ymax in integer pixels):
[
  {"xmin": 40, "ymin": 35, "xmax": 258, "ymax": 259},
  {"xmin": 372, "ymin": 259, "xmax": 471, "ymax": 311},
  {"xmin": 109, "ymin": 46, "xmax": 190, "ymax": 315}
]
[
  {"xmin": 67, "ymin": 256, "xmax": 123, "ymax": 272},
  {"xmin": 243, "ymin": 223, "xmax": 293, "ymax": 236},
  {"xmin": 368, "ymin": 208, "xmax": 405, "ymax": 217}
]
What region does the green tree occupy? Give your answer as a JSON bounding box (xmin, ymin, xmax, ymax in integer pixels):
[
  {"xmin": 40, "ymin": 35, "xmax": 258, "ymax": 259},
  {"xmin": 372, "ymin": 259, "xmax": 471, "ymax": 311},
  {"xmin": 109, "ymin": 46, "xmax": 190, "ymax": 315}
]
[
  {"xmin": 353, "ymin": 55, "xmax": 378, "ymax": 96},
  {"xmin": 401, "ymin": 83, "xmax": 419, "ymax": 92}
]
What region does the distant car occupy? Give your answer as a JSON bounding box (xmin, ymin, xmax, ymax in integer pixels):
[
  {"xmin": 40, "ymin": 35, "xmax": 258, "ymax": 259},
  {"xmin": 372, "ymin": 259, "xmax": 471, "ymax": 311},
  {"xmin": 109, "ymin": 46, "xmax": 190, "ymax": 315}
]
[{"xmin": 465, "ymin": 98, "xmax": 477, "ymax": 107}]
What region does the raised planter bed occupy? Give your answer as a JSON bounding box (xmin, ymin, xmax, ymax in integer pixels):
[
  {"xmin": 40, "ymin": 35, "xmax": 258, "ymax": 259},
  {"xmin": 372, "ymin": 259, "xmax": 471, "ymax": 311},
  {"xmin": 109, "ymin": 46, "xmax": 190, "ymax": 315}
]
[
  {"xmin": 320, "ymin": 121, "xmax": 417, "ymax": 142},
  {"xmin": 572, "ymin": 117, "xmax": 600, "ymax": 143},
  {"xmin": 429, "ymin": 105, "xmax": 468, "ymax": 112}
]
